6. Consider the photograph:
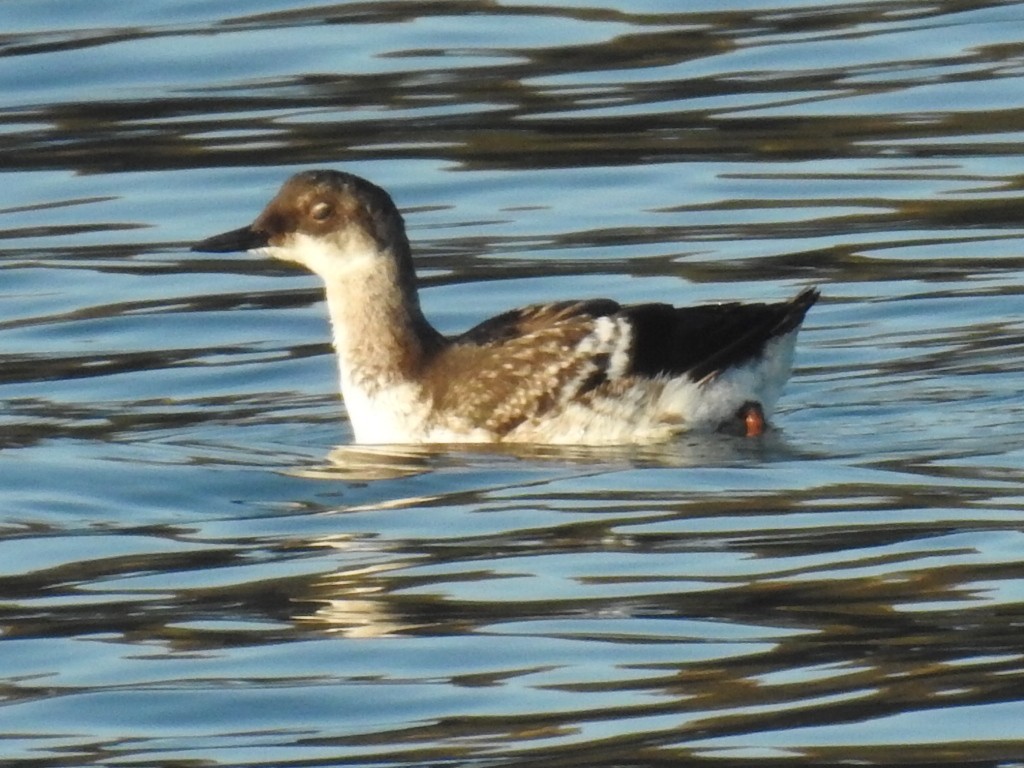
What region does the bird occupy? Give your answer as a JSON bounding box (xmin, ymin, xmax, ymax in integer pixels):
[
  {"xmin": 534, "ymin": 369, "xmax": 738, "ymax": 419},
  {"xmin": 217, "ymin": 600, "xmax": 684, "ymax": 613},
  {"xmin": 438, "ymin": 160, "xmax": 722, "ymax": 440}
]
[{"xmin": 192, "ymin": 170, "xmax": 818, "ymax": 445}]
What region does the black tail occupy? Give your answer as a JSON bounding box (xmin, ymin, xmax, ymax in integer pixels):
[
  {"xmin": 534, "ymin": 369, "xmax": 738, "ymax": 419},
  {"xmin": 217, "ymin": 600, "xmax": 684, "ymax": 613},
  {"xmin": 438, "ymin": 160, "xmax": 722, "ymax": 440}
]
[{"xmin": 623, "ymin": 287, "xmax": 820, "ymax": 382}]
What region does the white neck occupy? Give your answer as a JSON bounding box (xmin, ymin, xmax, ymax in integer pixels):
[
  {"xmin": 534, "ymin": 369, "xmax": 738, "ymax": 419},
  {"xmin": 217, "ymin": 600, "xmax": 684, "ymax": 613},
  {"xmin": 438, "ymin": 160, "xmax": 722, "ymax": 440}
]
[{"xmin": 272, "ymin": 233, "xmax": 442, "ymax": 442}]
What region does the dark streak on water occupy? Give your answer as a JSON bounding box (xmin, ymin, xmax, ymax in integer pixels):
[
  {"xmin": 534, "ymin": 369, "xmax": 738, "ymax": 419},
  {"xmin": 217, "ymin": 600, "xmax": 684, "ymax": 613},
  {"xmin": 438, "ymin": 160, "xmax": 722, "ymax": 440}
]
[{"xmin": 2, "ymin": 1, "xmax": 1024, "ymax": 766}]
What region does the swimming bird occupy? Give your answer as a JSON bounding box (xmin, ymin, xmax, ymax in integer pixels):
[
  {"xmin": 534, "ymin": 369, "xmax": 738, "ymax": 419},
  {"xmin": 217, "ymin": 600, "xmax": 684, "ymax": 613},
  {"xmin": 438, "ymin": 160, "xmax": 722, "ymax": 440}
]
[{"xmin": 192, "ymin": 170, "xmax": 818, "ymax": 444}]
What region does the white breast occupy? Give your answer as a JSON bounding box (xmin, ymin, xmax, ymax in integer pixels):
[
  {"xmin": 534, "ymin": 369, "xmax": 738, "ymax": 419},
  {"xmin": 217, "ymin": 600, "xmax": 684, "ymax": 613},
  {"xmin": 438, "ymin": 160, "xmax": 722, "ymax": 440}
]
[{"xmin": 339, "ymin": 374, "xmax": 434, "ymax": 444}]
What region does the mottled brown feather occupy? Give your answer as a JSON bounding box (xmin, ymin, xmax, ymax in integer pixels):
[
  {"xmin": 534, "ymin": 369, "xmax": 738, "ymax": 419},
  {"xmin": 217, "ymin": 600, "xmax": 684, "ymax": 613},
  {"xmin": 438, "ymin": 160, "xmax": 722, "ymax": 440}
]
[
  {"xmin": 456, "ymin": 300, "xmax": 621, "ymax": 345},
  {"xmin": 424, "ymin": 311, "xmax": 615, "ymax": 435}
]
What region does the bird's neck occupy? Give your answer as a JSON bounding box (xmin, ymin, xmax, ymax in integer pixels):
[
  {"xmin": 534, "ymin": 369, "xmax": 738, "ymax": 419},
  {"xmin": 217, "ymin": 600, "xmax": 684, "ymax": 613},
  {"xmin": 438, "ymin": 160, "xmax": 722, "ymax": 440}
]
[{"xmin": 319, "ymin": 247, "xmax": 444, "ymax": 395}]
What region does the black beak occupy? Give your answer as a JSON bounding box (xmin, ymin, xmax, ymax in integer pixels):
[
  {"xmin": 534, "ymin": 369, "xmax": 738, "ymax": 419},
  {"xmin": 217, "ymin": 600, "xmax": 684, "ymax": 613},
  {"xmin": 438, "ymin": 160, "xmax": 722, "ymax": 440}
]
[{"xmin": 191, "ymin": 226, "xmax": 269, "ymax": 253}]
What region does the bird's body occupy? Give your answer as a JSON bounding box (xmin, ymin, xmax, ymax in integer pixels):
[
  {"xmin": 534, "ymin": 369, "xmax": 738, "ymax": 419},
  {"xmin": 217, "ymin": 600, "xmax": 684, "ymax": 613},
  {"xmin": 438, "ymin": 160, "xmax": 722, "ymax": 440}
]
[{"xmin": 193, "ymin": 170, "xmax": 818, "ymax": 445}]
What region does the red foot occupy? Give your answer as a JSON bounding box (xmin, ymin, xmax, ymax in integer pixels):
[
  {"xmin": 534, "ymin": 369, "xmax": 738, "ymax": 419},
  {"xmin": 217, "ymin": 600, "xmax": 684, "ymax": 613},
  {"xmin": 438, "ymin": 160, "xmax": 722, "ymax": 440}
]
[{"xmin": 740, "ymin": 402, "xmax": 765, "ymax": 437}]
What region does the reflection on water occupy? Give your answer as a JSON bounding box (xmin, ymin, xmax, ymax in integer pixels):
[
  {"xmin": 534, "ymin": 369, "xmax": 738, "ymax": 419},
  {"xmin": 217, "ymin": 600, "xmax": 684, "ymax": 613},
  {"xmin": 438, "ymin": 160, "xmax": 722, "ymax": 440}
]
[
  {"xmin": 2, "ymin": 0, "xmax": 1024, "ymax": 766},
  {"xmin": 6, "ymin": 1, "xmax": 1024, "ymax": 180},
  {"xmin": 311, "ymin": 432, "xmax": 805, "ymax": 480}
]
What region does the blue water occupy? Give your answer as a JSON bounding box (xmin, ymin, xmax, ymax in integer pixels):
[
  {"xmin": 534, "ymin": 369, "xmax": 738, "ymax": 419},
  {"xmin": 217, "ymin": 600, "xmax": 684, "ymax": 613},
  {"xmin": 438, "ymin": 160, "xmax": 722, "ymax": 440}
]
[{"xmin": 3, "ymin": 1, "xmax": 1024, "ymax": 766}]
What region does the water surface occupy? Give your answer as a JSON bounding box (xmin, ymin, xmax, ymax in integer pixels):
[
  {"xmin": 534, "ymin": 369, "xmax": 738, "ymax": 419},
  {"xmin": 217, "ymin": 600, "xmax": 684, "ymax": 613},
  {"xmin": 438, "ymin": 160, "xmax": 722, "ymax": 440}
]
[{"xmin": 2, "ymin": 1, "xmax": 1024, "ymax": 766}]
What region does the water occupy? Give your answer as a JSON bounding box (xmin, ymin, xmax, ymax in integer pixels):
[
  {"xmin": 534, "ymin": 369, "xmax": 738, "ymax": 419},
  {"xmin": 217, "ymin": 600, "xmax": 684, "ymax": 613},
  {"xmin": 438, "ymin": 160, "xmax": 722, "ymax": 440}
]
[{"xmin": 3, "ymin": 1, "xmax": 1024, "ymax": 765}]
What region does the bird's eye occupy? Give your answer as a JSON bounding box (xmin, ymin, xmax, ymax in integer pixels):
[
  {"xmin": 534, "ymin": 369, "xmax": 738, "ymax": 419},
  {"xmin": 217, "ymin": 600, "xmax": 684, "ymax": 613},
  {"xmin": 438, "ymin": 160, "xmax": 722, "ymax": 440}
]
[{"xmin": 310, "ymin": 202, "xmax": 333, "ymax": 221}]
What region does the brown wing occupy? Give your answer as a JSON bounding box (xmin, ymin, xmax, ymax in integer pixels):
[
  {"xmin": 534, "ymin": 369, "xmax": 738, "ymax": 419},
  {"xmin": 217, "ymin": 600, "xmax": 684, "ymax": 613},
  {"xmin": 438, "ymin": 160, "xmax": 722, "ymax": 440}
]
[
  {"xmin": 423, "ymin": 289, "xmax": 819, "ymax": 436},
  {"xmin": 427, "ymin": 302, "xmax": 623, "ymax": 435},
  {"xmin": 455, "ymin": 300, "xmax": 622, "ymax": 345}
]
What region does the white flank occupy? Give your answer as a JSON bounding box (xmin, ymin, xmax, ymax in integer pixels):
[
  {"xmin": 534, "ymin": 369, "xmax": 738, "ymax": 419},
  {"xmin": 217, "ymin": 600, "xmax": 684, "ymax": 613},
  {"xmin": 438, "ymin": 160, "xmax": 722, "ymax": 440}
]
[{"xmin": 498, "ymin": 328, "xmax": 802, "ymax": 445}]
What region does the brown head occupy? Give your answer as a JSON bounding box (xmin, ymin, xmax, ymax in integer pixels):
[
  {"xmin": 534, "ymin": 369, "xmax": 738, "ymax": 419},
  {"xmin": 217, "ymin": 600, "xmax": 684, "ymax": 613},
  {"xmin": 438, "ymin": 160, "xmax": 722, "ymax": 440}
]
[{"xmin": 191, "ymin": 170, "xmax": 414, "ymax": 285}]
